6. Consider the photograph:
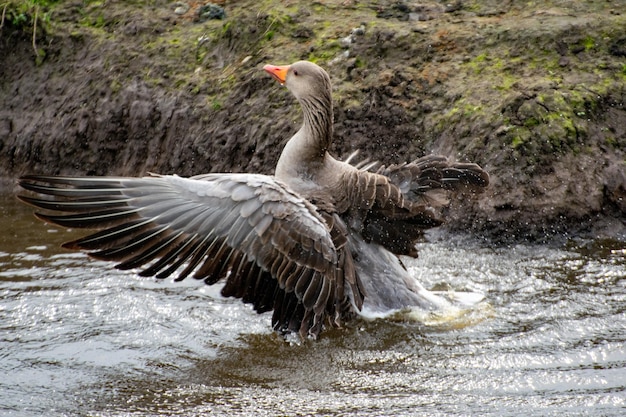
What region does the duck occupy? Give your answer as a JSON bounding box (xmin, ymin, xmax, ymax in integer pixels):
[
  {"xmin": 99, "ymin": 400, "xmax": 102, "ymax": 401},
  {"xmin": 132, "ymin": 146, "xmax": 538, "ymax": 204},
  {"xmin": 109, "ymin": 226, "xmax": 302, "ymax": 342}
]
[{"xmin": 18, "ymin": 61, "xmax": 489, "ymax": 339}]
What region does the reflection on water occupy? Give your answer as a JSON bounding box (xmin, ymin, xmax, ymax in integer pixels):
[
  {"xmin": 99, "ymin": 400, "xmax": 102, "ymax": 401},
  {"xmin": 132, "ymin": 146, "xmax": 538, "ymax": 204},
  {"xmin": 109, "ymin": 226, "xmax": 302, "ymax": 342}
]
[{"xmin": 1, "ymin": 195, "xmax": 625, "ymax": 416}]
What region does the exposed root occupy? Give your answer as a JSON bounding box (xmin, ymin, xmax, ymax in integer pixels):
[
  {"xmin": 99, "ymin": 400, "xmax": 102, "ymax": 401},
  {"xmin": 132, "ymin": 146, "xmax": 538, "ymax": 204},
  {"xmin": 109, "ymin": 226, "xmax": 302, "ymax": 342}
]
[
  {"xmin": 32, "ymin": 5, "xmax": 38, "ymax": 56},
  {"xmin": 0, "ymin": 3, "xmax": 7, "ymax": 35}
]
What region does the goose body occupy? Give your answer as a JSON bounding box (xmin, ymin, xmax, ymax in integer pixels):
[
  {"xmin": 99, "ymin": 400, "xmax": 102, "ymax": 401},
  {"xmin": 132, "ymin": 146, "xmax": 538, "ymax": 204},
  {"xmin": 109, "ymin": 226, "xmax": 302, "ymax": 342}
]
[{"xmin": 18, "ymin": 61, "xmax": 489, "ymax": 339}]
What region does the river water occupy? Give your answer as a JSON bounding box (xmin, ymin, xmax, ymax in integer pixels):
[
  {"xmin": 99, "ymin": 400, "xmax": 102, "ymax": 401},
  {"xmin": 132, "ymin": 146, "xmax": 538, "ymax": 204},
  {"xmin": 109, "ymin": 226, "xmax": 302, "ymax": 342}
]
[{"xmin": 1, "ymin": 195, "xmax": 625, "ymax": 416}]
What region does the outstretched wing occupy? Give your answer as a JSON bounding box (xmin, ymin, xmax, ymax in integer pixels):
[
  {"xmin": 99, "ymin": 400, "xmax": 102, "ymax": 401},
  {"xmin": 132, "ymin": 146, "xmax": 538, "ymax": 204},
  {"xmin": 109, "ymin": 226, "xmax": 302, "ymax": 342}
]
[
  {"xmin": 340, "ymin": 154, "xmax": 489, "ymax": 257},
  {"xmin": 376, "ymin": 154, "xmax": 490, "ymax": 206},
  {"xmin": 18, "ymin": 173, "xmax": 355, "ymax": 338}
]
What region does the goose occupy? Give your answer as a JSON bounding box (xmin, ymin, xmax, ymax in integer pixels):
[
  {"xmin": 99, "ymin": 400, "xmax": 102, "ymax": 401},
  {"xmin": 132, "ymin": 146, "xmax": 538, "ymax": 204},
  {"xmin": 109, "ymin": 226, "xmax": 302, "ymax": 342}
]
[{"xmin": 18, "ymin": 61, "xmax": 489, "ymax": 339}]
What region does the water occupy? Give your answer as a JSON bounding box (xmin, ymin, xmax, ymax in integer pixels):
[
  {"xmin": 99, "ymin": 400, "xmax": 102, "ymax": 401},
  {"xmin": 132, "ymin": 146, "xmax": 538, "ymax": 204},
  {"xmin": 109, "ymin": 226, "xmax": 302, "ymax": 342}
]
[{"xmin": 1, "ymin": 195, "xmax": 625, "ymax": 416}]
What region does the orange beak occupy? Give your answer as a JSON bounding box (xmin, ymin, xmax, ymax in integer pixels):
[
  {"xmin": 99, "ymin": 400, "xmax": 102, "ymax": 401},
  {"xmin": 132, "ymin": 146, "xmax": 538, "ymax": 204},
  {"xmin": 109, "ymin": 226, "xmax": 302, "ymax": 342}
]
[{"xmin": 263, "ymin": 64, "xmax": 290, "ymax": 85}]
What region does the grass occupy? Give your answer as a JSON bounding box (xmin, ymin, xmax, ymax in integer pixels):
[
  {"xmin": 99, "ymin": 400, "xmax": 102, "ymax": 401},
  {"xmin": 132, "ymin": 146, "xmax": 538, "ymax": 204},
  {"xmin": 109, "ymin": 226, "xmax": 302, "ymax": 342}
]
[{"xmin": 2, "ymin": 0, "xmax": 60, "ymax": 64}]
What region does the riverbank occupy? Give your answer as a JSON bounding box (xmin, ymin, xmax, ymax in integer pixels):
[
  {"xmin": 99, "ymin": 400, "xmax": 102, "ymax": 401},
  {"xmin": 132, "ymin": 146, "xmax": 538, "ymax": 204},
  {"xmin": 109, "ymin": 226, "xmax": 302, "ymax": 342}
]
[{"xmin": 1, "ymin": 0, "xmax": 624, "ymax": 241}]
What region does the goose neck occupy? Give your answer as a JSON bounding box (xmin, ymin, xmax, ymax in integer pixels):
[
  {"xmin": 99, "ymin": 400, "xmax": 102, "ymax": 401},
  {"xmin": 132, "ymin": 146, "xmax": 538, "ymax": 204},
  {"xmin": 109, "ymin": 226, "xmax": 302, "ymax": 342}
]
[{"xmin": 299, "ymin": 94, "xmax": 333, "ymax": 155}]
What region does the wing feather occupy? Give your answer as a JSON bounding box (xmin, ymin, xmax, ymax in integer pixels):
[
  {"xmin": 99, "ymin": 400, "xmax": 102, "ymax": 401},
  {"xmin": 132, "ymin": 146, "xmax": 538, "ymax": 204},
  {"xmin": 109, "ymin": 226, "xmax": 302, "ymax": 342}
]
[
  {"xmin": 340, "ymin": 154, "xmax": 489, "ymax": 257},
  {"xmin": 18, "ymin": 173, "xmax": 358, "ymax": 338}
]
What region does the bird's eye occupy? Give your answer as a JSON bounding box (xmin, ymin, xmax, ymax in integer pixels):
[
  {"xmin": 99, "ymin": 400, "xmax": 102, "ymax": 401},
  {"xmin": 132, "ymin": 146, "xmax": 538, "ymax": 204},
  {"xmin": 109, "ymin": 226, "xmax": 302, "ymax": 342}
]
[{"xmin": 293, "ymin": 70, "xmax": 299, "ymax": 76}]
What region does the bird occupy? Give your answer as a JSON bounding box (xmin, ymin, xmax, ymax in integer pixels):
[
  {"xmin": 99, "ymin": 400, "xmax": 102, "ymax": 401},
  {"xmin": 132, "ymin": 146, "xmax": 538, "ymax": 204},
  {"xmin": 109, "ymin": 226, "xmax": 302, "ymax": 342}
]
[{"xmin": 18, "ymin": 60, "xmax": 489, "ymax": 340}]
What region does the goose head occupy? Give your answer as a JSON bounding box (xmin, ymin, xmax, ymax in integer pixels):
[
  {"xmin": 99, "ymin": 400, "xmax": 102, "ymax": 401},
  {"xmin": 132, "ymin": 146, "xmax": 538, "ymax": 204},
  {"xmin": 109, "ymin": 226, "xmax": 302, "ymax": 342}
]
[
  {"xmin": 263, "ymin": 60, "xmax": 332, "ymax": 104},
  {"xmin": 264, "ymin": 61, "xmax": 334, "ymax": 156}
]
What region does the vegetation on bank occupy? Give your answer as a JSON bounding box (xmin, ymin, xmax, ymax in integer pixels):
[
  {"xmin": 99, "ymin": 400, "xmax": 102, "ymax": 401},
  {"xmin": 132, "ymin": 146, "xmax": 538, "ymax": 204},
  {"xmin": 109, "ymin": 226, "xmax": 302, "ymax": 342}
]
[
  {"xmin": 1, "ymin": 0, "xmax": 60, "ymax": 64},
  {"xmin": 5, "ymin": 1, "xmax": 624, "ymax": 163},
  {"xmin": 1, "ymin": 0, "xmax": 624, "ymax": 239}
]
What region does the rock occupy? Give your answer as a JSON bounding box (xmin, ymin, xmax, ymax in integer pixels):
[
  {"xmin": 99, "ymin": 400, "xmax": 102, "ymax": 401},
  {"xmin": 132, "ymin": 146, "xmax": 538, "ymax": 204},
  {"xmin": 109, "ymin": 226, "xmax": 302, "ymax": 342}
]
[
  {"xmin": 609, "ymin": 37, "xmax": 626, "ymax": 57},
  {"xmin": 330, "ymin": 50, "xmax": 350, "ymax": 65},
  {"xmin": 352, "ymin": 26, "xmax": 365, "ymax": 36},
  {"xmin": 340, "ymin": 25, "xmax": 366, "ymax": 48},
  {"xmin": 377, "ymin": 2, "xmax": 411, "ymax": 21},
  {"xmin": 340, "ymin": 35, "xmax": 353, "ymax": 48},
  {"xmin": 444, "ymin": 2, "xmax": 462, "ymax": 13},
  {"xmin": 173, "ymin": 2, "xmax": 189, "ymax": 15},
  {"xmin": 292, "ymin": 26, "xmax": 314, "ymax": 39},
  {"xmin": 197, "ymin": 3, "xmax": 226, "ymax": 22}
]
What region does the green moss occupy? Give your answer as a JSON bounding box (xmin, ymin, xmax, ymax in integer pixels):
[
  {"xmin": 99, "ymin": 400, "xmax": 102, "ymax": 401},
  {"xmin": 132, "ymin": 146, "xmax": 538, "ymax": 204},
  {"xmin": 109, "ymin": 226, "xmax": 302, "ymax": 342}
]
[
  {"xmin": 463, "ymin": 103, "xmax": 482, "ymax": 116},
  {"xmin": 605, "ymin": 136, "xmax": 617, "ymax": 148},
  {"xmin": 582, "ymin": 35, "xmax": 595, "ymax": 51},
  {"xmin": 210, "ymin": 99, "xmax": 222, "ymax": 111},
  {"xmin": 474, "ymin": 53, "xmax": 488, "ymax": 62},
  {"xmin": 467, "ymin": 53, "xmax": 489, "ymax": 74},
  {"xmin": 221, "ymin": 20, "xmax": 232, "ymax": 34},
  {"xmin": 109, "ymin": 78, "xmax": 122, "ymax": 94},
  {"xmin": 93, "ymin": 13, "xmax": 105, "ymax": 28},
  {"xmin": 495, "ymin": 72, "xmax": 518, "ymax": 91},
  {"xmin": 492, "ymin": 59, "xmax": 504, "ymax": 70},
  {"xmin": 544, "ymin": 112, "xmax": 576, "ymax": 135},
  {"xmin": 507, "ymin": 126, "xmax": 532, "ymax": 150},
  {"xmin": 511, "ymin": 136, "xmax": 524, "ymax": 149},
  {"xmin": 446, "ymin": 106, "xmax": 460, "ymax": 118},
  {"xmin": 307, "ymin": 41, "xmax": 342, "ymax": 63},
  {"xmin": 461, "ymin": 49, "xmax": 522, "ymax": 91},
  {"xmin": 523, "ymin": 117, "xmax": 540, "ymax": 128}
]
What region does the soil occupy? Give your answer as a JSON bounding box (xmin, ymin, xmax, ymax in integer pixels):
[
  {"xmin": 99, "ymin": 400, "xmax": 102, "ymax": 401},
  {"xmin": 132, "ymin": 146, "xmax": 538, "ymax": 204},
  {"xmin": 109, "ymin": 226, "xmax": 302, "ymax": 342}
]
[{"xmin": 1, "ymin": 0, "xmax": 625, "ymax": 242}]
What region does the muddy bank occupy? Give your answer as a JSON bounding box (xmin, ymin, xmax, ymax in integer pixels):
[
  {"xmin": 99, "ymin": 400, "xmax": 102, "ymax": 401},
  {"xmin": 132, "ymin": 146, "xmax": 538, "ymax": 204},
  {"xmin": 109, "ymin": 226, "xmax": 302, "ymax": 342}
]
[{"xmin": 1, "ymin": 0, "xmax": 624, "ymax": 241}]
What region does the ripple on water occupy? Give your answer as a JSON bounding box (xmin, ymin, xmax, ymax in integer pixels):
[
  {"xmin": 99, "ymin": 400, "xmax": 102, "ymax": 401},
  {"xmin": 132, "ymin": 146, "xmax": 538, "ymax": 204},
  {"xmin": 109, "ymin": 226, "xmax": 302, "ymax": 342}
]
[{"xmin": 1, "ymin": 198, "xmax": 625, "ymax": 416}]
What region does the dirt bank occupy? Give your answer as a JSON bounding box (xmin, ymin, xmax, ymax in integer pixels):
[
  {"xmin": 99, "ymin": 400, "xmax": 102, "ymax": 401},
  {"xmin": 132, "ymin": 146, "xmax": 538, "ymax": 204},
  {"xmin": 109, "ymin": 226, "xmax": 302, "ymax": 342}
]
[{"xmin": 1, "ymin": 0, "xmax": 624, "ymax": 241}]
